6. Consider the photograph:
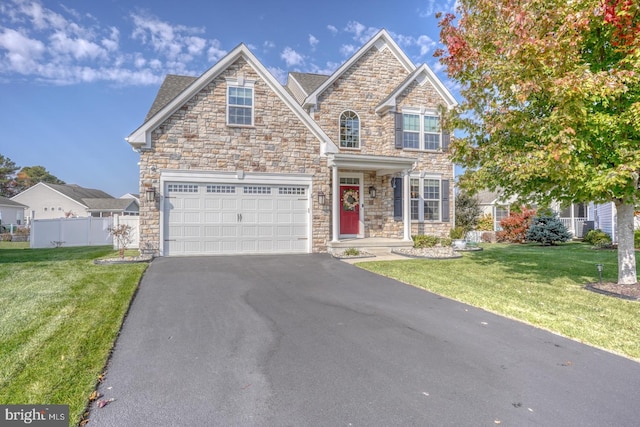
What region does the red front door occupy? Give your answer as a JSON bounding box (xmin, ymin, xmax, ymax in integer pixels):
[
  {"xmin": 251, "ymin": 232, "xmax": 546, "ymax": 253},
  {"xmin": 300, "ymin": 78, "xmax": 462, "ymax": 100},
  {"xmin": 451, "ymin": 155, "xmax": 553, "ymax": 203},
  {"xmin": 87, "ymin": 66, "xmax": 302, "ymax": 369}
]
[{"xmin": 340, "ymin": 185, "xmax": 360, "ymax": 235}]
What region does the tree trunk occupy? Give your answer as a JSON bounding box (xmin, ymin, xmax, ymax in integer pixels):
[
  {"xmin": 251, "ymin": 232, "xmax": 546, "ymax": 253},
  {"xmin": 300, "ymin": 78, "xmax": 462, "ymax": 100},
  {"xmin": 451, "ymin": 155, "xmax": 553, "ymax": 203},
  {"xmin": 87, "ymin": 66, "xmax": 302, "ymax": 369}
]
[{"xmin": 615, "ymin": 201, "xmax": 637, "ymax": 285}]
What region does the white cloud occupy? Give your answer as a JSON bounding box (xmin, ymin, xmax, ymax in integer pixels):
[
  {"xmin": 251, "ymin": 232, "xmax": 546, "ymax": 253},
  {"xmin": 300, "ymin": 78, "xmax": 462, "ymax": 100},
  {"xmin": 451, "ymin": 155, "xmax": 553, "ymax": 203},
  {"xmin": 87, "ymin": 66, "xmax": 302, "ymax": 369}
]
[
  {"xmin": 0, "ymin": 28, "xmax": 45, "ymax": 72},
  {"xmin": 327, "ymin": 24, "xmax": 338, "ymax": 35},
  {"xmin": 280, "ymin": 47, "xmax": 304, "ymax": 67},
  {"xmin": 391, "ymin": 31, "xmax": 436, "ymax": 59},
  {"xmin": 207, "ymin": 39, "xmax": 226, "ymax": 62},
  {"xmin": 263, "ymin": 40, "xmax": 275, "ymax": 50},
  {"xmin": 309, "ymin": 34, "xmax": 319, "ymax": 50},
  {"xmin": 0, "ymin": 1, "xmax": 230, "ymax": 85},
  {"xmin": 267, "ymin": 66, "xmax": 287, "ymax": 84},
  {"xmin": 339, "ymin": 44, "xmax": 355, "ymax": 57},
  {"xmin": 344, "ymin": 21, "xmax": 379, "ymax": 44}
]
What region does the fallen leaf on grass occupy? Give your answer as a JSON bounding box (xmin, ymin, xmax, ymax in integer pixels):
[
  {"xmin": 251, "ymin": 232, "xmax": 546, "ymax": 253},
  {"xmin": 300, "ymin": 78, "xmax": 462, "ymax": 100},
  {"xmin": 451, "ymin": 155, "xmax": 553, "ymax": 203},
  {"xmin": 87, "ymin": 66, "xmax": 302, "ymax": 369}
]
[
  {"xmin": 89, "ymin": 391, "xmax": 102, "ymax": 402},
  {"xmin": 97, "ymin": 398, "xmax": 114, "ymax": 408}
]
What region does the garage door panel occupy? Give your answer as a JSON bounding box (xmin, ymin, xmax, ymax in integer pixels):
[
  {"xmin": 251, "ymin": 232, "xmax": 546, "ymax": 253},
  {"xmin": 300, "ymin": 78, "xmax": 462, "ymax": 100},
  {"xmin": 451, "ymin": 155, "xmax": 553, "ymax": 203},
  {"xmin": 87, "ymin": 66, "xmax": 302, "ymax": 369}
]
[
  {"xmin": 165, "ymin": 181, "xmax": 309, "ymax": 255},
  {"xmin": 183, "ymin": 212, "xmax": 201, "ymax": 223}
]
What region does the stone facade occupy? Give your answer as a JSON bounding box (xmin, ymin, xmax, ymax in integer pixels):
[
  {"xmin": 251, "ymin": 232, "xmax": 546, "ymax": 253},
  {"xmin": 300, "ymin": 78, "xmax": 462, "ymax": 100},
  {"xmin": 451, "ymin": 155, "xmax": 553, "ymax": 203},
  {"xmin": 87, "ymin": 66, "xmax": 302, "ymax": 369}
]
[{"xmin": 132, "ymin": 31, "xmax": 456, "ymax": 256}]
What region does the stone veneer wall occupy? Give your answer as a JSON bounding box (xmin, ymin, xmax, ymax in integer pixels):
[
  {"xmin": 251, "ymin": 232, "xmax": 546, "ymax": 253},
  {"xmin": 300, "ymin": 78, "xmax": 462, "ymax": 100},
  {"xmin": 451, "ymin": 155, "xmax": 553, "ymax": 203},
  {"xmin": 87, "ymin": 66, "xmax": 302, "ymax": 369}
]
[
  {"xmin": 138, "ymin": 58, "xmax": 331, "ymax": 255},
  {"xmin": 312, "ymin": 44, "xmax": 455, "ymax": 239}
]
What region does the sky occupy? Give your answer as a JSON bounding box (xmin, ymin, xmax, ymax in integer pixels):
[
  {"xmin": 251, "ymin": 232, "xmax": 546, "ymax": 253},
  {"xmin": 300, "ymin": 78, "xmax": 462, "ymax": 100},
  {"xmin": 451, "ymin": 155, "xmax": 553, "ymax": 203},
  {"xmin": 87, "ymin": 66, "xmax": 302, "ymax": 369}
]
[{"xmin": 0, "ymin": 0, "xmax": 460, "ymax": 198}]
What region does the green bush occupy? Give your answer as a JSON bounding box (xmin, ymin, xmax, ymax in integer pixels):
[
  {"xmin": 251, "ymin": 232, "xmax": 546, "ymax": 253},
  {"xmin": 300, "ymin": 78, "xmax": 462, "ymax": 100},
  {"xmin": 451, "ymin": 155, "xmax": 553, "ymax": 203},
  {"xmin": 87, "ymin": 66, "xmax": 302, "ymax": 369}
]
[
  {"xmin": 343, "ymin": 248, "xmax": 360, "ymax": 256},
  {"xmin": 413, "ymin": 234, "xmax": 440, "ymax": 248},
  {"xmin": 635, "ymin": 229, "xmax": 640, "ymax": 249},
  {"xmin": 525, "ymin": 214, "xmax": 572, "ymax": 245},
  {"xmin": 449, "ymin": 226, "xmax": 466, "ymax": 239},
  {"xmin": 583, "ymin": 229, "xmax": 612, "ymax": 248}
]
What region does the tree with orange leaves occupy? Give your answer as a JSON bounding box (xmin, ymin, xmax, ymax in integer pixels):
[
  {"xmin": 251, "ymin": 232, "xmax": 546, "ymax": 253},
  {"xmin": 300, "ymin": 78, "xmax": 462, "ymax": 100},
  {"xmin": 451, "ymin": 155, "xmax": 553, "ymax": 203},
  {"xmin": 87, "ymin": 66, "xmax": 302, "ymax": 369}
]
[{"xmin": 436, "ymin": 0, "xmax": 640, "ymax": 284}]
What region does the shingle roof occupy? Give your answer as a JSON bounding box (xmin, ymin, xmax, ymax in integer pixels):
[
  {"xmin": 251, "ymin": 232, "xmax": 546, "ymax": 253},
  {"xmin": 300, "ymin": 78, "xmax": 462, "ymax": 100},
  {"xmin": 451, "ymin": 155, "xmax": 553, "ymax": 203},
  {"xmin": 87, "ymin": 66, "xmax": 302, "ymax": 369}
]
[
  {"xmin": 83, "ymin": 198, "xmax": 137, "ymax": 211},
  {"xmin": 145, "ymin": 74, "xmax": 198, "ymax": 122},
  {"xmin": 0, "ymin": 195, "xmax": 27, "ymax": 208},
  {"xmin": 48, "ymin": 184, "xmax": 113, "ymax": 204},
  {"xmin": 289, "ymin": 72, "xmax": 329, "ymax": 95}
]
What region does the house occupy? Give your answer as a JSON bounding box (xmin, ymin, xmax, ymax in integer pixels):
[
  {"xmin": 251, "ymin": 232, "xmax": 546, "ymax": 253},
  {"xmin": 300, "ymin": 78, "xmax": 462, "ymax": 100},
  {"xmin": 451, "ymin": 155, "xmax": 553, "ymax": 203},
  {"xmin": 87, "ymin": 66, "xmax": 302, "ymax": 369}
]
[
  {"xmin": 120, "ymin": 193, "xmax": 141, "ymax": 204},
  {"xmin": 11, "ymin": 183, "xmax": 139, "ymax": 221},
  {"xmin": 474, "ymin": 188, "xmax": 618, "ymax": 240},
  {"xmin": 0, "ymin": 196, "xmax": 27, "ymax": 229},
  {"xmin": 127, "ymin": 29, "xmax": 457, "ymax": 256},
  {"xmin": 476, "ymin": 190, "xmax": 514, "ymax": 231}
]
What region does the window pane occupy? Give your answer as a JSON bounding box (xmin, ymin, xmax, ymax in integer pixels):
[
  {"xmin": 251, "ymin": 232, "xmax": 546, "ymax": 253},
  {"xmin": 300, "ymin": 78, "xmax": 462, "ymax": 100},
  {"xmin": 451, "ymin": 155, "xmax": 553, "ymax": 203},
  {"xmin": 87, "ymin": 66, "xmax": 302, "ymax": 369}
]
[
  {"xmin": 403, "ymin": 132, "xmax": 419, "ymax": 149},
  {"xmin": 403, "ymin": 114, "xmax": 419, "ymax": 131},
  {"xmin": 229, "ymin": 106, "xmax": 252, "ymax": 125},
  {"xmin": 424, "ymin": 116, "xmax": 439, "ymax": 133},
  {"xmin": 424, "ymin": 201, "xmax": 439, "ymax": 220},
  {"xmin": 410, "ymin": 179, "xmax": 420, "ymax": 221},
  {"xmin": 423, "ymin": 179, "xmax": 440, "ymax": 200},
  {"xmin": 340, "ymin": 111, "xmax": 360, "ymax": 148},
  {"xmin": 424, "ymin": 133, "xmax": 440, "ymax": 150}
]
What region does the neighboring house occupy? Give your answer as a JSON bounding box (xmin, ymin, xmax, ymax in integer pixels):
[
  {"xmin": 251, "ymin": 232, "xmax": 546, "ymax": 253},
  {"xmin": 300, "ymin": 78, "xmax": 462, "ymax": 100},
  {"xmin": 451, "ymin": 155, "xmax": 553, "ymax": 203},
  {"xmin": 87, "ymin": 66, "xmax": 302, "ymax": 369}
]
[
  {"xmin": 475, "ymin": 188, "xmax": 617, "ymax": 240},
  {"xmin": 126, "ymin": 29, "xmax": 458, "ymax": 256},
  {"xmin": 120, "ymin": 193, "xmax": 141, "ymax": 204},
  {"xmin": 11, "ymin": 183, "xmax": 139, "ymax": 221},
  {"xmin": 476, "ymin": 190, "xmax": 515, "ymax": 231},
  {"xmin": 0, "ymin": 196, "xmax": 27, "ymax": 228}
]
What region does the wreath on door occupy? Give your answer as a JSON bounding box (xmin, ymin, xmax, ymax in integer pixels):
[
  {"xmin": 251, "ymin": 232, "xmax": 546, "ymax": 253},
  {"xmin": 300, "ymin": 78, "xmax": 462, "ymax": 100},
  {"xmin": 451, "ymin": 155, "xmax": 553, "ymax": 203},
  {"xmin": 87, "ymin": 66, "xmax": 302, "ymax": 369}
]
[{"xmin": 342, "ymin": 189, "xmax": 359, "ymax": 211}]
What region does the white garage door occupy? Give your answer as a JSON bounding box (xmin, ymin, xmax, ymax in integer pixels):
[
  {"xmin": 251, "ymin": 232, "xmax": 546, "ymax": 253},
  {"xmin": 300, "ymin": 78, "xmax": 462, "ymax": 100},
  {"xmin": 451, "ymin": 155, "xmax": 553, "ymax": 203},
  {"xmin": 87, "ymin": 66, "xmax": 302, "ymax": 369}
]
[{"xmin": 163, "ymin": 182, "xmax": 309, "ymax": 256}]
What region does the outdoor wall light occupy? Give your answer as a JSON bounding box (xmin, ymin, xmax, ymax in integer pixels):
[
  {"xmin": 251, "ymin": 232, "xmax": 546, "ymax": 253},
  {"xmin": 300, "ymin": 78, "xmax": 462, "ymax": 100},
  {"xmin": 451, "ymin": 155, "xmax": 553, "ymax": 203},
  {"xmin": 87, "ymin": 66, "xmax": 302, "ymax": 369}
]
[
  {"xmin": 145, "ymin": 187, "xmax": 156, "ymax": 203},
  {"xmin": 318, "ymin": 191, "xmax": 326, "ymax": 205},
  {"xmin": 596, "ymin": 263, "xmax": 603, "ymax": 283},
  {"xmin": 369, "ymin": 186, "xmax": 376, "ymax": 198}
]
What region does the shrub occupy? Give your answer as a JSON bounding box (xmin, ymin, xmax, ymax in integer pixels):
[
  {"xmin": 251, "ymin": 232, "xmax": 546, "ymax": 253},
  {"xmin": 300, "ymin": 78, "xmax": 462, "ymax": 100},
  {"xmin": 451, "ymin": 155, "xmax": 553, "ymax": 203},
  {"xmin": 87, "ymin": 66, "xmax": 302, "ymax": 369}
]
[
  {"xmin": 343, "ymin": 248, "xmax": 360, "ymax": 256},
  {"xmin": 413, "ymin": 234, "xmax": 440, "ymax": 248},
  {"xmin": 449, "ymin": 226, "xmax": 466, "ymax": 239},
  {"xmin": 455, "ymin": 192, "xmax": 482, "ymax": 233},
  {"xmin": 476, "ymin": 214, "xmax": 494, "ymax": 231},
  {"xmin": 525, "ymin": 214, "xmax": 572, "ymax": 245},
  {"xmin": 108, "ymin": 224, "xmax": 134, "ymax": 258},
  {"xmin": 496, "ymin": 207, "xmax": 536, "ymax": 243},
  {"xmin": 584, "ymin": 229, "xmax": 612, "ymax": 248}
]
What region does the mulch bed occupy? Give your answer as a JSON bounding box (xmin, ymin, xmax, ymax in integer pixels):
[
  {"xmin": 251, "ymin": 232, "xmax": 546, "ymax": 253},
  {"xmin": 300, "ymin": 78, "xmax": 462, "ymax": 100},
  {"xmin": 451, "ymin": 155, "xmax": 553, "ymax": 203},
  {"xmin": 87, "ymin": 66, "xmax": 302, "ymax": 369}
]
[{"xmin": 586, "ymin": 282, "xmax": 640, "ymax": 301}]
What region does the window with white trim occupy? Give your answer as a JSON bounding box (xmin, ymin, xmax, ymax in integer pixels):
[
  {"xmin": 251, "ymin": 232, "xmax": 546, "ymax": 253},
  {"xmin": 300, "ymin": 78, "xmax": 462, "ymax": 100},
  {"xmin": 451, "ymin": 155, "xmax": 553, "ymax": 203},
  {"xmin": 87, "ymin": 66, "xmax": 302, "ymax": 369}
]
[
  {"xmin": 403, "ymin": 112, "xmax": 441, "ymax": 150},
  {"xmin": 339, "ymin": 110, "xmax": 360, "ymax": 148},
  {"xmin": 228, "ymin": 85, "xmax": 253, "ymax": 126},
  {"xmin": 409, "ymin": 176, "xmax": 441, "ymax": 221}
]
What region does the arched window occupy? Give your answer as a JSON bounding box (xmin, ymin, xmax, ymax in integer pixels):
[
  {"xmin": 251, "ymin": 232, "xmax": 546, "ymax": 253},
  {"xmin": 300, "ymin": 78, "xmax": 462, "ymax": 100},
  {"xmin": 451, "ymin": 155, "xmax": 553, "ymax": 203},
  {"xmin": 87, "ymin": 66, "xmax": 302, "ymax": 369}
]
[{"xmin": 339, "ymin": 110, "xmax": 360, "ymax": 149}]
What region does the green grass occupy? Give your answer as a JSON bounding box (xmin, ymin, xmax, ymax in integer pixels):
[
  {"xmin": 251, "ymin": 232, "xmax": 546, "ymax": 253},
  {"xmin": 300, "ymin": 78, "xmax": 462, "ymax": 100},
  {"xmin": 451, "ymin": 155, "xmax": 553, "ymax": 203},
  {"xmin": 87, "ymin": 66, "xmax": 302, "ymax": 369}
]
[
  {"xmin": 359, "ymin": 242, "xmax": 640, "ymax": 361},
  {"xmin": 0, "ymin": 245, "xmax": 148, "ymax": 426}
]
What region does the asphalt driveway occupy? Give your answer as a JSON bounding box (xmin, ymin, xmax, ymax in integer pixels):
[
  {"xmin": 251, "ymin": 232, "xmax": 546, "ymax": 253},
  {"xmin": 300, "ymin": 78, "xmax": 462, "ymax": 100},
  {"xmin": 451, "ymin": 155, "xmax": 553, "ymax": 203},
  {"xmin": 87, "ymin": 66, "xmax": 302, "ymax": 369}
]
[{"xmin": 89, "ymin": 255, "xmax": 640, "ymax": 426}]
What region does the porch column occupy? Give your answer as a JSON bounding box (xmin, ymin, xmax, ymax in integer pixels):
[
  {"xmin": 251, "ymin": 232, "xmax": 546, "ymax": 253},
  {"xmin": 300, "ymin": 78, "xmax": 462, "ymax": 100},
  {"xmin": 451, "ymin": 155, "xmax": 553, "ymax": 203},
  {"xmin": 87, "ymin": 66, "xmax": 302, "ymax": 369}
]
[
  {"xmin": 331, "ymin": 165, "xmax": 340, "ymax": 242},
  {"xmin": 402, "ymin": 170, "xmax": 412, "ymax": 241}
]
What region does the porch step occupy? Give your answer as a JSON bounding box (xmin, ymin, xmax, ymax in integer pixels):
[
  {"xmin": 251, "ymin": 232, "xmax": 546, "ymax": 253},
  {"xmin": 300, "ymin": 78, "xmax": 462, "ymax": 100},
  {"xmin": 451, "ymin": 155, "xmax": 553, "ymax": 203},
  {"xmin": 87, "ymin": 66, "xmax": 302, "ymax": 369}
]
[{"xmin": 328, "ymin": 238, "xmax": 413, "ymax": 250}]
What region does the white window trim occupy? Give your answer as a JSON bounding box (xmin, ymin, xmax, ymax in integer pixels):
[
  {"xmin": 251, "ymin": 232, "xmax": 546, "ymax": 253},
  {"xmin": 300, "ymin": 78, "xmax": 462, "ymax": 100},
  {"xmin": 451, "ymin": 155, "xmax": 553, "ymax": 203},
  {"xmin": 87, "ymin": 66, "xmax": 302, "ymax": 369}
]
[
  {"xmin": 338, "ymin": 110, "xmax": 361, "ymax": 150},
  {"xmin": 402, "ymin": 107, "xmax": 442, "ymax": 152},
  {"xmin": 226, "ymin": 78, "xmax": 255, "ymax": 127},
  {"xmin": 409, "ymin": 173, "xmax": 442, "ymax": 222}
]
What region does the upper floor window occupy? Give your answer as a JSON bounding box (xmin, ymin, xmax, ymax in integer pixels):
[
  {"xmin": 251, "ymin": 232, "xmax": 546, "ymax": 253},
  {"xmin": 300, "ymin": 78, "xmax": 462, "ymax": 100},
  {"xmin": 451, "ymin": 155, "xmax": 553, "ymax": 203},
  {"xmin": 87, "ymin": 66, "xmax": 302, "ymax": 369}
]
[
  {"xmin": 339, "ymin": 110, "xmax": 360, "ymax": 149},
  {"xmin": 228, "ymin": 85, "xmax": 253, "ymax": 126},
  {"xmin": 401, "ymin": 112, "xmax": 441, "ymax": 151}
]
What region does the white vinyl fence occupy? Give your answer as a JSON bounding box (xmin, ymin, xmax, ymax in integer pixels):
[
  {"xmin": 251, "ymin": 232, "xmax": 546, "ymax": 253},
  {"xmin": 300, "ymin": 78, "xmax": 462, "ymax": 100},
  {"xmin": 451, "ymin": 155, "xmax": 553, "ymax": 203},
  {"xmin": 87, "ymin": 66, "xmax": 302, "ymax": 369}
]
[
  {"xmin": 112, "ymin": 215, "xmax": 139, "ymax": 250},
  {"xmin": 30, "ymin": 216, "xmax": 140, "ymax": 249},
  {"xmin": 30, "ymin": 217, "xmax": 113, "ymax": 249}
]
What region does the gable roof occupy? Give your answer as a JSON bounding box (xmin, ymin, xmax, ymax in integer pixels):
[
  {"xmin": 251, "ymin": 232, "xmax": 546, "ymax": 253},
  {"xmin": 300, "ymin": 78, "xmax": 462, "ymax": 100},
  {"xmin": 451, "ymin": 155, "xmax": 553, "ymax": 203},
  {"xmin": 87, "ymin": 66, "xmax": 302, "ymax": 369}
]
[
  {"xmin": 83, "ymin": 198, "xmax": 138, "ymax": 212},
  {"xmin": 287, "ymin": 72, "xmax": 329, "ymax": 103},
  {"xmin": 0, "ymin": 195, "xmax": 27, "ymax": 208},
  {"xmin": 46, "ymin": 183, "xmax": 113, "ymax": 203},
  {"xmin": 375, "ymin": 64, "xmax": 458, "ymax": 114},
  {"xmin": 145, "ymin": 75, "xmax": 198, "ymax": 122},
  {"xmin": 302, "ymin": 29, "xmax": 415, "ymax": 109},
  {"xmin": 127, "ymin": 44, "xmax": 337, "ymax": 154}
]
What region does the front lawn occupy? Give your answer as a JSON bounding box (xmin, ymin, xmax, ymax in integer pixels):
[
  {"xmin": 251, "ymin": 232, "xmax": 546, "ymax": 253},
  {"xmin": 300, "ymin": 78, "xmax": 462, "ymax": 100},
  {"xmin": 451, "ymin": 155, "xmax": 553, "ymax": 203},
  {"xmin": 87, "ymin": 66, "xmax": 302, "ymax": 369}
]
[
  {"xmin": 0, "ymin": 245, "xmax": 148, "ymax": 426},
  {"xmin": 359, "ymin": 242, "xmax": 640, "ymax": 361}
]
